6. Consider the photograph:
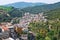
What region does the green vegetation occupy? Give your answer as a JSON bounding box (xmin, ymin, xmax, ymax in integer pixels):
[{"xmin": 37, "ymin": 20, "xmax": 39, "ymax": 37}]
[
  {"xmin": 28, "ymin": 7, "xmax": 60, "ymax": 40},
  {"xmin": 0, "ymin": 6, "xmax": 14, "ymax": 22},
  {"xmin": 0, "ymin": 6, "xmax": 23, "ymax": 23},
  {"xmin": 0, "ymin": 6, "xmax": 14, "ymax": 12},
  {"xmin": 28, "ymin": 20, "xmax": 60, "ymax": 40},
  {"xmin": 45, "ymin": 8, "xmax": 60, "ymax": 20}
]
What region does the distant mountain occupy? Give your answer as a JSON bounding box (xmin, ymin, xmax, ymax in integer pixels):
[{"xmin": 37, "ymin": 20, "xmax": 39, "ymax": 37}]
[
  {"xmin": 20, "ymin": 2, "xmax": 60, "ymax": 14},
  {"xmin": 4, "ymin": 2, "xmax": 46, "ymax": 8}
]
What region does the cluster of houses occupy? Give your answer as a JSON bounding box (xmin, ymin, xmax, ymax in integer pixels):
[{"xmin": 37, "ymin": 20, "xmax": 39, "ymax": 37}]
[
  {"xmin": 0, "ymin": 12, "xmax": 47, "ymax": 40},
  {"xmin": 19, "ymin": 12, "xmax": 47, "ymax": 27},
  {"xmin": 0, "ymin": 22, "xmax": 13, "ymax": 39},
  {"xmin": 0, "ymin": 12, "xmax": 47, "ymax": 31}
]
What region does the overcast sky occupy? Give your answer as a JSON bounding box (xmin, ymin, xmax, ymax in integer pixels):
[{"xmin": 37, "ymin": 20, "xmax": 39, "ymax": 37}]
[{"xmin": 0, "ymin": 0, "xmax": 60, "ymax": 5}]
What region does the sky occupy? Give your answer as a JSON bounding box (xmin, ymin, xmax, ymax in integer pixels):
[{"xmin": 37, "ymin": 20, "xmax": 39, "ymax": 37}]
[{"xmin": 0, "ymin": 0, "xmax": 60, "ymax": 5}]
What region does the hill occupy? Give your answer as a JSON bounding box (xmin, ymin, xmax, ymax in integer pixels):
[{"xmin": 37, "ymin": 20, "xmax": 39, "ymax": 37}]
[
  {"xmin": 0, "ymin": 6, "xmax": 23, "ymax": 22},
  {"xmin": 20, "ymin": 2, "xmax": 60, "ymax": 14},
  {"xmin": 0, "ymin": 6, "xmax": 14, "ymax": 12},
  {"xmin": 44, "ymin": 8, "xmax": 60, "ymax": 20},
  {"xmin": 4, "ymin": 2, "xmax": 46, "ymax": 8}
]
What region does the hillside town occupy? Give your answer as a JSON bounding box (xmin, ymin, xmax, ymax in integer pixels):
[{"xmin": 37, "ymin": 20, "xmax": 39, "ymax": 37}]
[
  {"xmin": 0, "ymin": 1, "xmax": 60, "ymax": 40},
  {"xmin": 0, "ymin": 12, "xmax": 47, "ymax": 40}
]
